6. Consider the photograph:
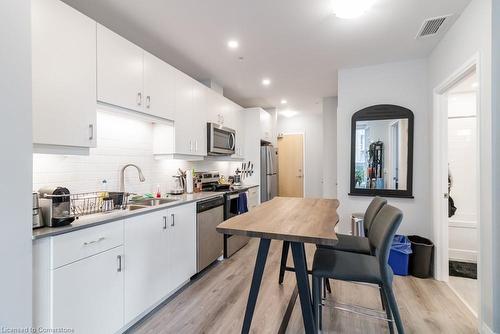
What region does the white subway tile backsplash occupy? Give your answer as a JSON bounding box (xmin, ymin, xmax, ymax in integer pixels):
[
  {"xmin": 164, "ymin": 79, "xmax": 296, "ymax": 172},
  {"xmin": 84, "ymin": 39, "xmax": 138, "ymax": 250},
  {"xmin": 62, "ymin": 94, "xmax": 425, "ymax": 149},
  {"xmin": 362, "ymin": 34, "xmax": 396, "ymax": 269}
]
[{"xmin": 33, "ymin": 109, "xmax": 238, "ymax": 195}]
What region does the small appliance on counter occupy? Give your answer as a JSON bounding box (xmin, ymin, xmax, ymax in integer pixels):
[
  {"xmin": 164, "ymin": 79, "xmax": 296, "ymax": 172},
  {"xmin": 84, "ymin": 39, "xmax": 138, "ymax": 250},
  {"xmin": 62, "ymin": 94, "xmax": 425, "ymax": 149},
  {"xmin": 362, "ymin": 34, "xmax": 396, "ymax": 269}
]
[
  {"xmin": 32, "ymin": 192, "xmax": 43, "ymax": 229},
  {"xmin": 170, "ymin": 169, "xmax": 186, "ymax": 195},
  {"xmin": 38, "ymin": 187, "xmax": 75, "ymax": 227}
]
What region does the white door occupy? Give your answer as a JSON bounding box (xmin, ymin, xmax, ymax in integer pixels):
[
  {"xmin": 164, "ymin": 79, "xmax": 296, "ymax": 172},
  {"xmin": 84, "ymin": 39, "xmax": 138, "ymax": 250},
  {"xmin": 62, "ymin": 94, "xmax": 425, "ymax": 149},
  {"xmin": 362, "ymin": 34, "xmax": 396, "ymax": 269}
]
[
  {"xmin": 52, "ymin": 246, "xmax": 124, "ymax": 333},
  {"xmin": 32, "ymin": 0, "xmax": 97, "ymax": 148},
  {"xmin": 168, "ymin": 203, "xmax": 196, "ymax": 291},
  {"xmin": 143, "ymin": 51, "xmax": 175, "ymax": 120},
  {"xmin": 97, "ymin": 24, "xmax": 144, "ymax": 112},
  {"xmin": 124, "ymin": 210, "xmax": 169, "ymax": 323},
  {"xmin": 174, "ymin": 71, "xmax": 194, "ymax": 155}
]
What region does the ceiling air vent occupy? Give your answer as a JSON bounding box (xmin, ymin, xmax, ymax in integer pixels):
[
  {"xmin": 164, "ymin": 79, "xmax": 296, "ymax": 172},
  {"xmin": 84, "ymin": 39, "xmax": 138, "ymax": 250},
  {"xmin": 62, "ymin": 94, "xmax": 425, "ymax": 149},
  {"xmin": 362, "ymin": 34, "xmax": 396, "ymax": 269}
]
[{"xmin": 416, "ymin": 15, "xmax": 452, "ymax": 38}]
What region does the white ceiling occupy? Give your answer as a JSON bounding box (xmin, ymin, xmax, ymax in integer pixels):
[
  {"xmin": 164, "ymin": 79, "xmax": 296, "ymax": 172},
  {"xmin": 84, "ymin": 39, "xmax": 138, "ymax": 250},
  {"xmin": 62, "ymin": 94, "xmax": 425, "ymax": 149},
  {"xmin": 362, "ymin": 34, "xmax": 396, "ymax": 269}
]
[{"xmin": 62, "ymin": 0, "xmax": 471, "ymax": 113}]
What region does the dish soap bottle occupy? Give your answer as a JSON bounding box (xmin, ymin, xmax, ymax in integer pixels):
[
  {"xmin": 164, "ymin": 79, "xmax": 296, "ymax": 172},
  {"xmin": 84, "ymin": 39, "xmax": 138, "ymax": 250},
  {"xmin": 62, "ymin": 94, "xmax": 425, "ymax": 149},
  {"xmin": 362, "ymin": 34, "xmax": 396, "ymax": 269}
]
[{"xmin": 156, "ymin": 184, "xmax": 161, "ymax": 198}]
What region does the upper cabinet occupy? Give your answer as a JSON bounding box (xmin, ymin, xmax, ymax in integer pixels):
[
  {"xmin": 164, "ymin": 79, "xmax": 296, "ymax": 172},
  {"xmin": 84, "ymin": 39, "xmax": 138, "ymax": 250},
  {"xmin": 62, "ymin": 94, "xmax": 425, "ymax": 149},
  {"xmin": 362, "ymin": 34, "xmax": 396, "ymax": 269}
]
[
  {"xmin": 172, "ymin": 72, "xmax": 206, "ymax": 156},
  {"xmin": 97, "ymin": 26, "xmax": 176, "ymax": 120},
  {"xmin": 143, "ymin": 52, "xmax": 175, "ymax": 120},
  {"xmin": 32, "ymin": 0, "xmax": 97, "ymax": 148},
  {"xmin": 97, "ymin": 25, "xmax": 144, "ymax": 113}
]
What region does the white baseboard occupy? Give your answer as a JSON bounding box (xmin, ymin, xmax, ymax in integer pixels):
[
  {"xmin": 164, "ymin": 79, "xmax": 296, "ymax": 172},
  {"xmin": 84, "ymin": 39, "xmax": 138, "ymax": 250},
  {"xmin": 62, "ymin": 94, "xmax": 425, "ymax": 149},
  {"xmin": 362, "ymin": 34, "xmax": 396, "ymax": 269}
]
[{"xmin": 482, "ymin": 322, "xmax": 496, "ymax": 334}]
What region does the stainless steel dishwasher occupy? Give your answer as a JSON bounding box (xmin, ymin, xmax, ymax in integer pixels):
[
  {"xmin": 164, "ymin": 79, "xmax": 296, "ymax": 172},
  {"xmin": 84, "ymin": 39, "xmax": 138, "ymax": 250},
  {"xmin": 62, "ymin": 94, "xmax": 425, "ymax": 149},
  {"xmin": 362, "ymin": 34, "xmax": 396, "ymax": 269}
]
[{"xmin": 196, "ymin": 196, "xmax": 225, "ymax": 273}]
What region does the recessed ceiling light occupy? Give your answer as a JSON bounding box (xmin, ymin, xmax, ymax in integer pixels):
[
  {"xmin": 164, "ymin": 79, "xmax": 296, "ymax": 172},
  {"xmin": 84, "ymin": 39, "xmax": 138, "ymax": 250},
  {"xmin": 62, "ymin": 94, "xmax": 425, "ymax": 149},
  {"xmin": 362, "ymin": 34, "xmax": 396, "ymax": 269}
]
[
  {"xmin": 281, "ymin": 99, "xmax": 287, "ymax": 104},
  {"xmin": 332, "ymin": 0, "xmax": 376, "ymax": 19},
  {"xmin": 471, "ymin": 82, "xmax": 479, "ymax": 88},
  {"xmin": 262, "ymin": 78, "xmax": 271, "ymax": 86},
  {"xmin": 227, "ymin": 40, "xmax": 239, "ymax": 49}
]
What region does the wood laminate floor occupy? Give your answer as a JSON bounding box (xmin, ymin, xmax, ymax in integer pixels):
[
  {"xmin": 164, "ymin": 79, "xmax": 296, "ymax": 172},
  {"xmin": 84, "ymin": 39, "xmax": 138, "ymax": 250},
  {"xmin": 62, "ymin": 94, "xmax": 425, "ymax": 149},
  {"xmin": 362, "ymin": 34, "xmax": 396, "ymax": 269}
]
[{"xmin": 131, "ymin": 239, "xmax": 478, "ymax": 334}]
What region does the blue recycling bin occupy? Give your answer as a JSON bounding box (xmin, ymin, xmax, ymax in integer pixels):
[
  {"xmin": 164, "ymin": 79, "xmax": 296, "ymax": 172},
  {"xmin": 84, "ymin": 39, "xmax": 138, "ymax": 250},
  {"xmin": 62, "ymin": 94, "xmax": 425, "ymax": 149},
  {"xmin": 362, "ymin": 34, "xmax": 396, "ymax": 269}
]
[{"xmin": 388, "ymin": 235, "xmax": 413, "ymax": 276}]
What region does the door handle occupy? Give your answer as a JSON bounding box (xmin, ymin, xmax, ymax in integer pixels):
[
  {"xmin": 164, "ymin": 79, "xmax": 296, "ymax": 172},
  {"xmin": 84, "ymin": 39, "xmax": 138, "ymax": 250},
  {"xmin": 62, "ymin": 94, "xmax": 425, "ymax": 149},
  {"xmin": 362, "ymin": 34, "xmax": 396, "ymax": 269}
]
[
  {"xmin": 163, "ymin": 216, "xmax": 167, "ymax": 230},
  {"xmin": 146, "ymin": 95, "xmax": 151, "ymax": 109},
  {"xmin": 89, "ymin": 124, "xmax": 94, "ymax": 141},
  {"xmin": 444, "ymin": 193, "xmax": 449, "ymax": 199},
  {"xmin": 117, "ymin": 255, "xmax": 122, "ymax": 272},
  {"xmin": 195, "ymin": 140, "xmax": 198, "ymax": 152},
  {"xmin": 171, "ymin": 213, "xmax": 175, "ymax": 227},
  {"xmin": 137, "ymin": 92, "xmax": 142, "ymax": 106}
]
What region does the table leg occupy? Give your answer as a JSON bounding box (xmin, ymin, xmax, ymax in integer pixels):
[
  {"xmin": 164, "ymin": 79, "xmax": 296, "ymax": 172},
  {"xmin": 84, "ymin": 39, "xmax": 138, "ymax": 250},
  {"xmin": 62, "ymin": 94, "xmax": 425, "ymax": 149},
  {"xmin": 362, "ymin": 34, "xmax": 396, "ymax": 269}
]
[
  {"xmin": 290, "ymin": 242, "xmax": 317, "ymax": 334},
  {"xmin": 241, "ymin": 238, "xmax": 271, "ymax": 334}
]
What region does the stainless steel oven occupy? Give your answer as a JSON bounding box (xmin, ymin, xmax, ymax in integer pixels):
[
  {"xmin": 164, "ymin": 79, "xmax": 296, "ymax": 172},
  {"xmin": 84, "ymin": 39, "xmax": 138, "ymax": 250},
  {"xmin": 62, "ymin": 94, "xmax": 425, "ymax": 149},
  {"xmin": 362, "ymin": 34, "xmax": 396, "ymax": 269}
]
[{"xmin": 207, "ymin": 122, "xmax": 236, "ymax": 155}]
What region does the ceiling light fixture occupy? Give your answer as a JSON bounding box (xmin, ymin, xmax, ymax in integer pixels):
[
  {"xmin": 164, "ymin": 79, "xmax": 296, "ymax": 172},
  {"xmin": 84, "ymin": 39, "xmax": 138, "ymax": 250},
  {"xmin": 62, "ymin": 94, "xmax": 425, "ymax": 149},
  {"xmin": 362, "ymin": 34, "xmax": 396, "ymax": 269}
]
[
  {"xmin": 262, "ymin": 78, "xmax": 271, "ymax": 86},
  {"xmin": 332, "ymin": 0, "xmax": 376, "ymax": 19},
  {"xmin": 227, "ymin": 40, "xmax": 239, "ymax": 49},
  {"xmin": 281, "ymin": 99, "xmax": 287, "ymax": 104}
]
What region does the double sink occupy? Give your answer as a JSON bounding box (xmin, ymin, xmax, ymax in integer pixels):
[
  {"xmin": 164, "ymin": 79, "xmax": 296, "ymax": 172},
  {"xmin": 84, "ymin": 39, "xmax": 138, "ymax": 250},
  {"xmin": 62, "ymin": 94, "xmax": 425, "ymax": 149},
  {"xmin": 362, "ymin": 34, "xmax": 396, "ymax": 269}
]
[{"xmin": 127, "ymin": 198, "xmax": 179, "ymax": 211}]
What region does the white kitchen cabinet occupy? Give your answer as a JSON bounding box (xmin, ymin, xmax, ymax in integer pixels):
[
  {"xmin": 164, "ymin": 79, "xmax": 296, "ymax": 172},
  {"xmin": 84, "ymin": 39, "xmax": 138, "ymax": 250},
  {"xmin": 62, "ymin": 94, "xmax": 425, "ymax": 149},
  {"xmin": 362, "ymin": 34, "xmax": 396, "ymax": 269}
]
[
  {"xmin": 97, "ymin": 24, "xmax": 144, "ymax": 112},
  {"xmin": 260, "ymin": 109, "xmax": 274, "ymax": 142},
  {"xmin": 124, "ymin": 209, "xmax": 169, "ymax": 323},
  {"xmin": 173, "ymin": 71, "xmax": 206, "ymax": 156},
  {"xmin": 124, "ymin": 203, "xmax": 196, "ymax": 323},
  {"xmin": 143, "ymin": 52, "xmax": 175, "ymax": 120},
  {"xmin": 248, "ymin": 187, "xmax": 260, "ymax": 210},
  {"xmin": 52, "ymin": 246, "xmax": 124, "ymax": 334},
  {"xmin": 32, "ymin": 0, "xmax": 97, "ymax": 148},
  {"xmin": 167, "ymin": 203, "xmax": 197, "ymax": 291}
]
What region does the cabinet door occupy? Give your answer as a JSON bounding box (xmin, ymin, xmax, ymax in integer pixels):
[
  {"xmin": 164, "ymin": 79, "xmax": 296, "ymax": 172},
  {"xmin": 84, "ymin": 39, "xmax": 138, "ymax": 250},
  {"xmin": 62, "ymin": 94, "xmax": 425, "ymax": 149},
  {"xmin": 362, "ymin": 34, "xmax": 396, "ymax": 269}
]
[
  {"xmin": 52, "ymin": 246, "xmax": 124, "ymax": 333},
  {"xmin": 143, "ymin": 52, "xmax": 175, "ymax": 120},
  {"xmin": 168, "ymin": 203, "xmax": 196, "ymax": 291},
  {"xmin": 191, "ymin": 82, "xmax": 207, "ymax": 155},
  {"xmin": 173, "ymin": 71, "xmax": 194, "ymax": 155},
  {"xmin": 97, "ymin": 24, "xmax": 144, "ymax": 112},
  {"xmin": 124, "ymin": 210, "xmax": 169, "ymax": 323},
  {"xmin": 32, "ymin": 0, "xmax": 97, "ymax": 148}
]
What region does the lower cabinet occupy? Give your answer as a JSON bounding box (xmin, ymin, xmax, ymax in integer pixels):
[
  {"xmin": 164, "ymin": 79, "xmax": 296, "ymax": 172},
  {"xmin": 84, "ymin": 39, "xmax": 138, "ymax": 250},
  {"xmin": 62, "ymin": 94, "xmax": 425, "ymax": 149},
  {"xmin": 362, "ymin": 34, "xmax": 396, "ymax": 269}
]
[
  {"xmin": 52, "ymin": 246, "xmax": 124, "ymax": 333},
  {"xmin": 33, "ymin": 203, "xmax": 197, "ymax": 333},
  {"xmin": 124, "ymin": 202, "xmax": 196, "ymax": 324}
]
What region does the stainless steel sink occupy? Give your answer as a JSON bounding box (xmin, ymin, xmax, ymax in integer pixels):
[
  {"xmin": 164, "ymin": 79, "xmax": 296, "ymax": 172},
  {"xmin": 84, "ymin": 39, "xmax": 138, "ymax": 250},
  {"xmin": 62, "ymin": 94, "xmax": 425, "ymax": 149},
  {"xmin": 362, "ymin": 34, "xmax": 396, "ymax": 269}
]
[{"xmin": 129, "ymin": 198, "xmax": 179, "ymax": 207}]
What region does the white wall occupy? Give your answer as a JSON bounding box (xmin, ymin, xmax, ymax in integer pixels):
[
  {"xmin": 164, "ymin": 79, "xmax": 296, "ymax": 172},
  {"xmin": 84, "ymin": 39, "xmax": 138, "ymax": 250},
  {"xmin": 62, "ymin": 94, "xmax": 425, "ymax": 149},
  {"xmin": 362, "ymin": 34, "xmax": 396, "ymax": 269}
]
[
  {"xmin": 276, "ymin": 111, "xmax": 324, "ymax": 198},
  {"xmin": 337, "ymin": 59, "xmax": 430, "ymax": 236},
  {"xmin": 33, "ymin": 110, "xmax": 242, "ymax": 196},
  {"xmin": 322, "ymin": 97, "xmax": 337, "ymax": 198},
  {"xmin": 0, "ymin": 0, "xmax": 33, "ymax": 326},
  {"xmin": 428, "ymin": 0, "xmax": 495, "ymax": 329}
]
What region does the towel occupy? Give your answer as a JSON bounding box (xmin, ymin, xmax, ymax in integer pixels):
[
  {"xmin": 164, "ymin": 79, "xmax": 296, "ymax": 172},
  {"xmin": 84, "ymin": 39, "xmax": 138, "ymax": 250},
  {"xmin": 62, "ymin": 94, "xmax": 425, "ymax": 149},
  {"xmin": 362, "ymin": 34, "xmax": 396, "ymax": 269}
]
[{"xmin": 237, "ymin": 192, "xmax": 248, "ymax": 214}]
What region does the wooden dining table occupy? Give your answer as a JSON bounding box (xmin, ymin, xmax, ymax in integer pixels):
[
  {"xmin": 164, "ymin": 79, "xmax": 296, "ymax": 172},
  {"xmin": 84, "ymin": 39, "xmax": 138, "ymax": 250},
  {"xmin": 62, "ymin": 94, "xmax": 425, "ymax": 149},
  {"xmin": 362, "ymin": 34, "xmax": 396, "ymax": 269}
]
[{"xmin": 216, "ymin": 196, "xmax": 339, "ymax": 334}]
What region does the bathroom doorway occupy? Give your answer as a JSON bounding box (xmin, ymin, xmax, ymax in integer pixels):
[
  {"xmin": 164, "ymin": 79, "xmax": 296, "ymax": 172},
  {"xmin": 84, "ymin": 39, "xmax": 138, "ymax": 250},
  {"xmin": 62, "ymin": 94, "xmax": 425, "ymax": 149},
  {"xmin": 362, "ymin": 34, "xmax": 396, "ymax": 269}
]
[{"xmin": 434, "ymin": 62, "xmax": 480, "ymax": 319}]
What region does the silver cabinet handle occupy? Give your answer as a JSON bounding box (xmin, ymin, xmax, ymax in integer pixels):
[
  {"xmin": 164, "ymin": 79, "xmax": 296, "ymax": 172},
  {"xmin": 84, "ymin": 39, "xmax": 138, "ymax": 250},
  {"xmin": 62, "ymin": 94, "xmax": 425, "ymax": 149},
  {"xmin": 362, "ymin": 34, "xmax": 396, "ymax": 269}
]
[
  {"xmin": 89, "ymin": 124, "xmax": 94, "ymax": 140},
  {"xmin": 189, "ymin": 140, "xmax": 193, "ymax": 152},
  {"xmin": 146, "ymin": 96, "xmax": 151, "ymax": 109},
  {"xmin": 137, "ymin": 92, "xmax": 142, "ymax": 106},
  {"xmin": 195, "ymin": 140, "xmax": 198, "ymax": 152},
  {"xmin": 117, "ymin": 255, "xmax": 122, "ymax": 272},
  {"xmin": 83, "ymin": 236, "xmax": 105, "ymax": 246},
  {"xmin": 170, "ymin": 213, "xmax": 175, "ymax": 227},
  {"xmin": 163, "ymin": 216, "xmax": 167, "ymax": 230}
]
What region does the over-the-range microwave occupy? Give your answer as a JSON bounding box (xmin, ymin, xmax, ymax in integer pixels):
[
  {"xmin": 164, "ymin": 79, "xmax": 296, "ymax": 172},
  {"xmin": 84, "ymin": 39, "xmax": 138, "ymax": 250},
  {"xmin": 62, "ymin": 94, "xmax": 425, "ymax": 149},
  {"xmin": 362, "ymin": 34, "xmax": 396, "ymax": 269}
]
[{"xmin": 207, "ymin": 122, "xmax": 236, "ymax": 155}]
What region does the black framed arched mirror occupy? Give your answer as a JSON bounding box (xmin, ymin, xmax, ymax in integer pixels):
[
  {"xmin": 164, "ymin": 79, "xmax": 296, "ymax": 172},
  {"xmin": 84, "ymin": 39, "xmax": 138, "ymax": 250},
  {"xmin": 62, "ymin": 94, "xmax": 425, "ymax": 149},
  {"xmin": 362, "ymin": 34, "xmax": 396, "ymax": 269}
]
[{"xmin": 350, "ymin": 104, "xmax": 414, "ymax": 198}]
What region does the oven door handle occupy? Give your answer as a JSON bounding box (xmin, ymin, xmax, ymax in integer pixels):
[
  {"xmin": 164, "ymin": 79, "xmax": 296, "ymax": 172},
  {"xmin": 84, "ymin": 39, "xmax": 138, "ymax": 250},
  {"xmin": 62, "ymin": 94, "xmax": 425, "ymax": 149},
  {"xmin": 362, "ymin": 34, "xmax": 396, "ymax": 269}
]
[{"xmin": 228, "ymin": 193, "xmax": 240, "ymax": 200}]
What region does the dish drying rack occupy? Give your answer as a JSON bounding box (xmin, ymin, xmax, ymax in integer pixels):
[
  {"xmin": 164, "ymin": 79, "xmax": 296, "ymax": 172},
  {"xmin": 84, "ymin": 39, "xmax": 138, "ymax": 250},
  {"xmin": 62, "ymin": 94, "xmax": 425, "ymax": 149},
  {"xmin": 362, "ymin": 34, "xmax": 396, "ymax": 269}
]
[{"xmin": 41, "ymin": 191, "xmax": 128, "ymax": 217}]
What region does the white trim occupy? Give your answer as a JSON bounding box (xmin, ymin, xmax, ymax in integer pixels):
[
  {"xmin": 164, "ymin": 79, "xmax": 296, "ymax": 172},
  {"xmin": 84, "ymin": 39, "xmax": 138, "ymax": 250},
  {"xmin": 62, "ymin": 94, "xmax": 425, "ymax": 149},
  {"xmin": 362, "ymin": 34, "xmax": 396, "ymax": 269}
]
[
  {"xmin": 449, "ymin": 248, "xmax": 478, "ymax": 263},
  {"xmin": 277, "ymin": 132, "xmax": 306, "ymax": 197},
  {"xmin": 432, "ymin": 53, "xmax": 482, "ymax": 332}
]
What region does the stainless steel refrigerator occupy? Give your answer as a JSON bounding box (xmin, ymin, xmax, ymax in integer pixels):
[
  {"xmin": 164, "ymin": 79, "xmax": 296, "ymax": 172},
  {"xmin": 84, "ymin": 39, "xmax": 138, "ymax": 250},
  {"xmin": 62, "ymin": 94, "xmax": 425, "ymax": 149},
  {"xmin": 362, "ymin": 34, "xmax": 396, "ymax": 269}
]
[{"xmin": 260, "ymin": 146, "xmax": 278, "ymax": 202}]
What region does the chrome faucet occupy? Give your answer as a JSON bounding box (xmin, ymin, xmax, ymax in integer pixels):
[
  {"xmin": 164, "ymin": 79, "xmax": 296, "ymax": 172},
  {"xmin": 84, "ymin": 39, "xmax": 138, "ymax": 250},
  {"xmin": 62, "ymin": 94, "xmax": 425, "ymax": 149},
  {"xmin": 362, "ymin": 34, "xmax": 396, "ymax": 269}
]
[{"xmin": 119, "ymin": 164, "xmax": 146, "ymax": 193}]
